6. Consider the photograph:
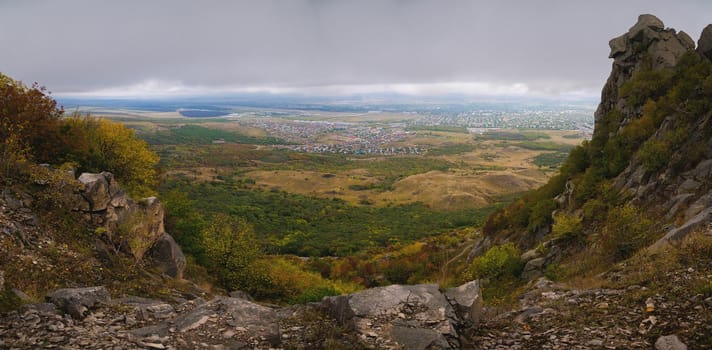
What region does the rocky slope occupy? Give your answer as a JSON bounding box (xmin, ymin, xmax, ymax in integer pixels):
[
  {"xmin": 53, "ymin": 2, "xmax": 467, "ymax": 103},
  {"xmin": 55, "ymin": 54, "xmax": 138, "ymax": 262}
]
[{"xmin": 595, "ymin": 15, "xmax": 712, "ymax": 247}]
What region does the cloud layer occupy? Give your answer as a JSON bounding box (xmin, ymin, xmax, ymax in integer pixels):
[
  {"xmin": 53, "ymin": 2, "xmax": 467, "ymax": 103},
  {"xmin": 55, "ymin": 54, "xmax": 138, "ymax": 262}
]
[{"xmin": 1, "ymin": 0, "xmax": 711, "ymax": 98}]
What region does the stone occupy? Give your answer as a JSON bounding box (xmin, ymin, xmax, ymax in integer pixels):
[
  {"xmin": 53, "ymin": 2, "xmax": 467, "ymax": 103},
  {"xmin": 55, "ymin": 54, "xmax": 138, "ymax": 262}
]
[
  {"xmin": 131, "ymin": 297, "xmax": 280, "ymax": 346},
  {"xmin": 587, "ymin": 339, "xmax": 604, "ymax": 347},
  {"xmin": 46, "ymin": 286, "xmax": 111, "ymax": 319},
  {"xmin": 513, "ymin": 306, "xmax": 544, "ymax": 323},
  {"xmin": 321, "ymin": 284, "xmax": 458, "ymax": 349},
  {"xmin": 75, "ymin": 172, "xmax": 168, "ymax": 261},
  {"xmin": 228, "ymin": 290, "xmax": 254, "ymax": 301},
  {"xmin": 115, "ymin": 296, "xmax": 175, "ymax": 319},
  {"xmin": 390, "ymin": 326, "xmax": 451, "ymax": 350},
  {"xmin": 655, "ymin": 335, "xmax": 687, "ymax": 350},
  {"xmin": 23, "ymin": 302, "xmax": 57, "ymax": 314},
  {"xmin": 445, "ymin": 280, "xmax": 483, "ymax": 325},
  {"xmin": 149, "ymin": 233, "xmax": 186, "ymax": 279},
  {"xmin": 690, "ymin": 159, "xmax": 712, "ymax": 180},
  {"xmin": 627, "ymin": 14, "xmax": 664, "ymax": 42},
  {"xmin": 78, "ymin": 172, "xmax": 116, "ymax": 212},
  {"xmin": 677, "ymin": 179, "xmax": 701, "ymax": 194},
  {"xmin": 698, "ymin": 24, "xmax": 712, "ymax": 60},
  {"xmin": 520, "ymin": 248, "xmax": 540, "ymax": 263},
  {"xmin": 651, "ymin": 207, "xmax": 712, "ymax": 250},
  {"xmin": 521, "ymin": 257, "xmax": 546, "ymax": 280},
  {"xmin": 677, "ymin": 31, "xmax": 695, "ymax": 51}
]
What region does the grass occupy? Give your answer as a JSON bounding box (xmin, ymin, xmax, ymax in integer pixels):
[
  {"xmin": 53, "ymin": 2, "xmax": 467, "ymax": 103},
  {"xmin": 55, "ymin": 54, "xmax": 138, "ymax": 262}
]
[
  {"xmin": 513, "ymin": 141, "xmax": 574, "ymax": 152},
  {"xmin": 477, "ymin": 130, "xmax": 551, "ymax": 141},
  {"xmin": 532, "ymin": 152, "xmax": 569, "ymax": 168},
  {"xmin": 141, "ymin": 124, "xmax": 288, "ymax": 145},
  {"xmin": 407, "ymin": 125, "xmax": 470, "ymax": 133}
]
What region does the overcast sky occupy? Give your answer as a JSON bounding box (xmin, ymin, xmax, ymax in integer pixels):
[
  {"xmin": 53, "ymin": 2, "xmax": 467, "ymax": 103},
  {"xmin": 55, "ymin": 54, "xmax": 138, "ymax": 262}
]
[{"xmin": 1, "ymin": 0, "xmax": 711, "ymax": 99}]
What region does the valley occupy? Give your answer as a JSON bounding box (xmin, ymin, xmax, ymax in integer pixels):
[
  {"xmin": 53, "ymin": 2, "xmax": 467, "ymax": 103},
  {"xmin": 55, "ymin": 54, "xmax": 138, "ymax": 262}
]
[
  {"xmin": 3, "ymin": 5, "xmax": 712, "ymax": 349},
  {"xmin": 98, "ymin": 104, "xmax": 590, "ymax": 258}
]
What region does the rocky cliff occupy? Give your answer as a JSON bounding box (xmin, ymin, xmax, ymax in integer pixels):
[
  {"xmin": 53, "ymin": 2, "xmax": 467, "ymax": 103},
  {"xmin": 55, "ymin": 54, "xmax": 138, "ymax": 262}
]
[
  {"xmin": 466, "ymin": 14, "xmax": 712, "ymax": 349},
  {"xmin": 594, "ymin": 15, "xmax": 712, "ymax": 247}
]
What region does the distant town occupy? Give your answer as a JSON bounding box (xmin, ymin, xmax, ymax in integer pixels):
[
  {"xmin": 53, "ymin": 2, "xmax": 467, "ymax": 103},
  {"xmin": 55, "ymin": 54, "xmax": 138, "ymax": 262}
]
[{"xmin": 234, "ymin": 104, "xmax": 594, "ymax": 155}]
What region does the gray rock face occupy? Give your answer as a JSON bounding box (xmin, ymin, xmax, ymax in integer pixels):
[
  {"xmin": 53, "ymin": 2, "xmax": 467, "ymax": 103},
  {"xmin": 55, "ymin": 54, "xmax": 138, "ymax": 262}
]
[
  {"xmin": 114, "ymin": 296, "xmax": 176, "ymax": 320},
  {"xmin": 149, "ymin": 233, "xmax": 187, "ymax": 279},
  {"xmin": 650, "ymin": 207, "xmax": 712, "ymax": 251},
  {"xmin": 607, "ymin": 14, "xmax": 690, "ymax": 69},
  {"xmin": 321, "ymin": 283, "xmax": 459, "ymax": 349},
  {"xmin": 698, "ymin": 24, "xmax": 712, "ymax": 60},
  {"xmin": 46, "ymin": 286, "xmax": 110, "ymax": 319},
  {"xmin": 445, "ymin": 280, "xmax": 483, "ymax": 325},
  {"xmin": 596, "ymin": 14, "xmax": 694, "ymax": 136},
  {"xmin": 655, "ymin": 335, "xmax": 687, "ymax": 350},
  {"xmin": 76, "ymin": 172, "xmax": 178, "ymax": 264},
  {"xmin": 131, "ymin": 296, "xmax": 281, "ymax": 347},
  {"xmin": 78, "ymin": 172, "xmax": 118, "ymax": 212},
  {"xmin": 522, "ymin": 257, "xmax": 547, "ymax": 280}
]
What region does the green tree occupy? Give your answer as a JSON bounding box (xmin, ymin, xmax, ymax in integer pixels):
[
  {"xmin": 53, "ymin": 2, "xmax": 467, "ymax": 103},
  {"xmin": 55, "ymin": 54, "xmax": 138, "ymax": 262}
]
[
  {"xmin": 470, "ymin": 243, "xmax": 522, "ymax": 280},
  {"xmin": 201, "ymin": 214, "xmax": 266, "ymax": 292}
]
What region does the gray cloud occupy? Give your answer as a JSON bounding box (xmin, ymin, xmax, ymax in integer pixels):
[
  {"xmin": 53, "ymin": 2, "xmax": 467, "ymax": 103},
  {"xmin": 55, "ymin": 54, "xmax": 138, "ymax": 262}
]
[{"xmin": 1, "ymin": 0, "xmax": 710, "ymax": 97}]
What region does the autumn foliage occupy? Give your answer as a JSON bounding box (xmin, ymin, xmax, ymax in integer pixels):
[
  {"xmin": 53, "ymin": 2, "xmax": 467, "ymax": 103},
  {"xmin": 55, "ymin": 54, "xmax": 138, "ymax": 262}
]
[{"xmin": 0, "ymin": 73, "xmax": 158, "ymax": 196}]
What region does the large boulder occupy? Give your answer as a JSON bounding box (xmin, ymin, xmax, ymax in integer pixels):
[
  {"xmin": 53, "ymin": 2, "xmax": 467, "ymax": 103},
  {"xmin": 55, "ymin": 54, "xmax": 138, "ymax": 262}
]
[
  {"xmin": 445, "ymin": 280, "xmax": 483, "ymax": 325},
  {"xmin": 149, "ymin": 233, "xmax": 187, "ymax": 279},
  {"xmin": 698, "ymin": 24, "xmax": 712, "ymax": 60},
  {"xmin": 77, "ymin": 172, "xmax": 118, "ymax": 212},
  {"xmin": 321, "ymin": 284, "xmax": 459, "ymax": 349},
  {"xmin": 46, "ymin": 286, "xmax": 111, "ymax": 319}
]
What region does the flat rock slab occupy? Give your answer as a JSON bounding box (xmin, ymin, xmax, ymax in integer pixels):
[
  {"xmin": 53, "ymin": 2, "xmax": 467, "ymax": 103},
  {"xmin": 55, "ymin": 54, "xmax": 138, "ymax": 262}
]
[
  {"xmin": 321, "ymin": 284, "xmax": 459, "ymax": 349},
  {"xmin": 131, "ymin": 296, "xmax": 280, "ymax": 347}
]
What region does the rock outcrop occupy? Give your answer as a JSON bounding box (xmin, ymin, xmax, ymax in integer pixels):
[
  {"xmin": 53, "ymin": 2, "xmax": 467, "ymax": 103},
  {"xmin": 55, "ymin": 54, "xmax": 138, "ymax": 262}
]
[
  {"xmin": 444, "ymin": 280, "xmax": 483, "ymax": 325},
  {"xmin": 596, "ymin": 14, "xmax": 694, "ymax": 136},
  {"xmin": 591, "ymin": 15, "xmax": 712, "ymax": 248},
  {"xmin": 149, "ymin": 233, "xmax": 187, "ymax": 279},
  {"xmin": 698, "ymin": 24, "xmax": 712, "ymax": 60},
  {"xmin": 77, "ymin": 172, "xmax": 164, "ymax": 260},
  {"xmin": 75, "ymin": 172, "xmax": 185, "ymax": 278}
]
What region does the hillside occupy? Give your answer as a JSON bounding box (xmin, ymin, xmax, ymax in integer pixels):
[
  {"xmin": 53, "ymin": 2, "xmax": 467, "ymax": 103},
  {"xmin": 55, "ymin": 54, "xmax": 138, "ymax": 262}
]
[
  {"xmin": 465, "ymin": 14, "xmax": 712, "ymax": 349},
  {"xmin": 0, "ymin": 14, "xmax": 711, "ymax": 350}
]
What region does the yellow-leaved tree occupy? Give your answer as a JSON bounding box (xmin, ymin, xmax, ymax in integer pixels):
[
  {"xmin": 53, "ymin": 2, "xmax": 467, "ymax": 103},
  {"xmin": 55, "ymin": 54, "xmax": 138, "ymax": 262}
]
[{"xmin": 77, "ymin": 117, "xmax": 159, "ymax": 197}]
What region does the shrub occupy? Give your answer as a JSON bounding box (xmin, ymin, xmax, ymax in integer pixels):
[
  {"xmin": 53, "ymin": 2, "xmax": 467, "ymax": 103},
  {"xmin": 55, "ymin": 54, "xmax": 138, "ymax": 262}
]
[
  {"xmin": 638, "ymin": 139, "xmax": 670, "ymax": 172},
  {"xmin": 527, "ymin": 199, "xmax": 557, "ymax": 233},
  {"xmin": 71, "ymin": 117, "xmax": 159, "ymax": 197},
  {"xmin": 289, "ymin": 285, "xmax": 339, "ymax": 304},
  {"xmin": 551, "ymin": 213, "xmax": 583, "ymax": 243},
  {"xmin": 201, "ymin": 214, "xmax": 266, "ymax": 293},
  {"xmin": 470, "ymin": 243, "xmax": 522, "ymax": 280},
  {"xmin": 601, "ymin": 204, "xmax": 654, "ymax": 261}
]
